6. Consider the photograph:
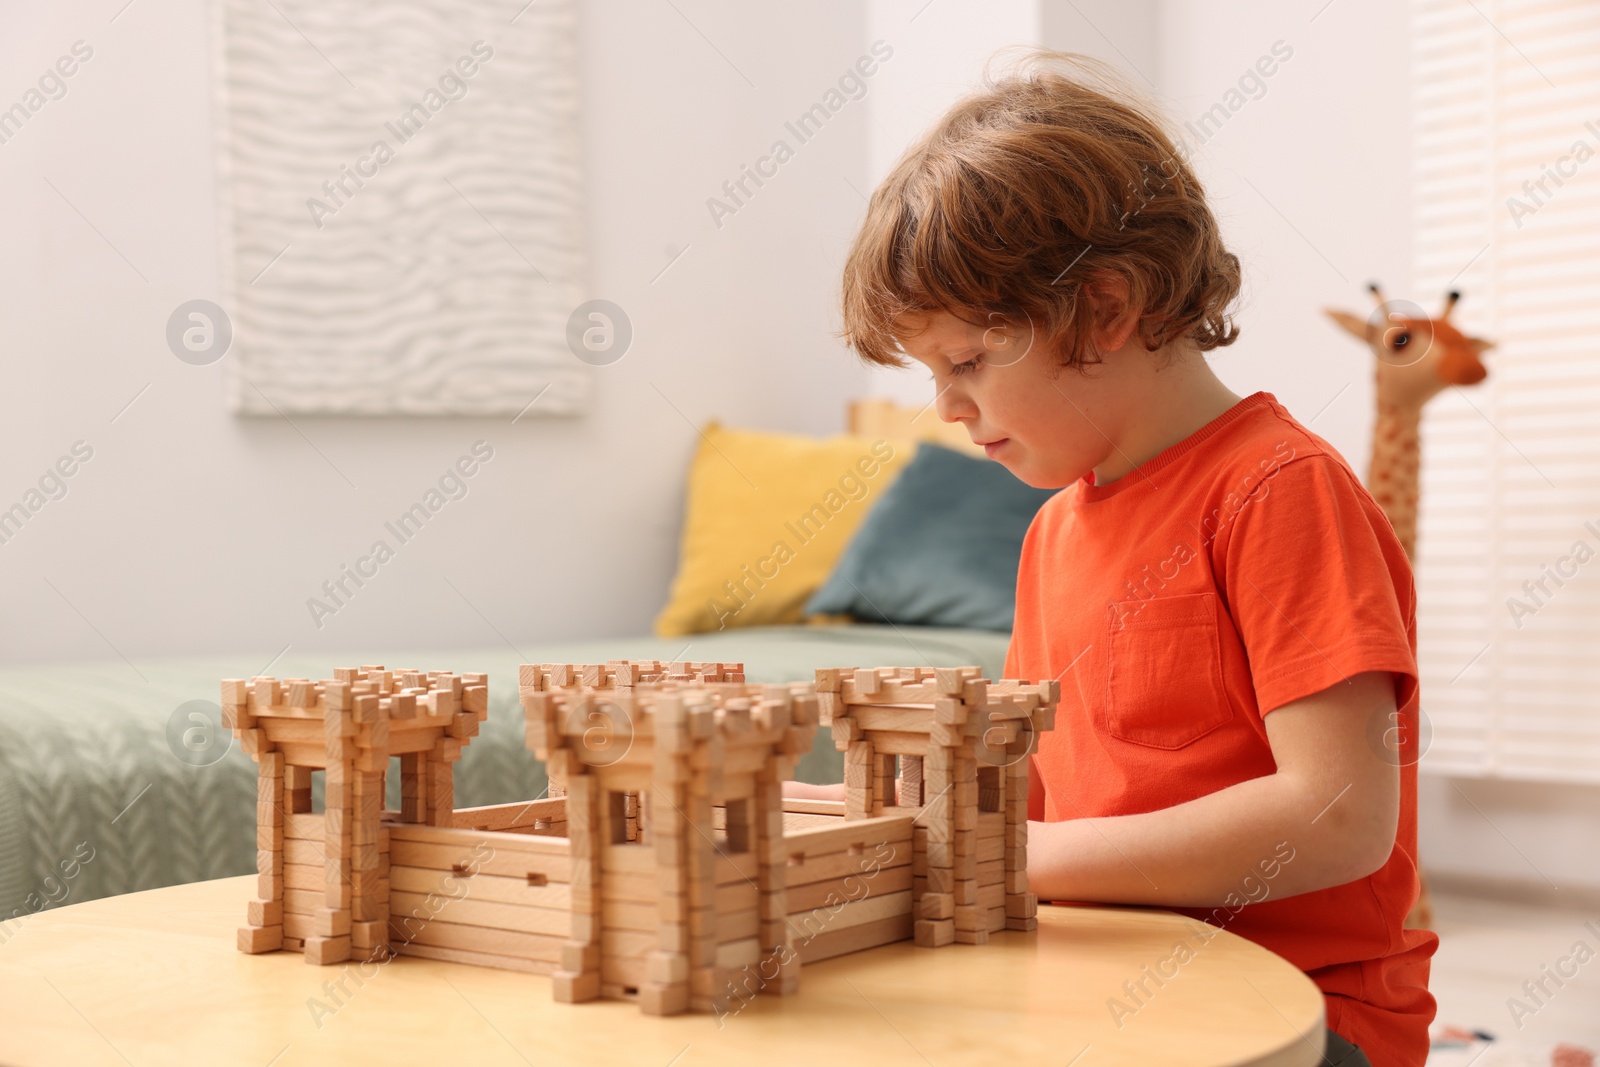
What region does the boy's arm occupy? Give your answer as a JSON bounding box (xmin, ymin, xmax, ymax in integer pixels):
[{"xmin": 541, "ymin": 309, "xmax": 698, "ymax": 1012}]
[
  {"xmin": 1027, "ymin": 670, "xmax": 1401, "ymax": 907},
  {"xmin": 781, "ymin": 781, "xmax": 846, "ymax": 801},
  {"xmin": 1028, "ymin": 755, "xmax": 1045, "ymax": 821}
]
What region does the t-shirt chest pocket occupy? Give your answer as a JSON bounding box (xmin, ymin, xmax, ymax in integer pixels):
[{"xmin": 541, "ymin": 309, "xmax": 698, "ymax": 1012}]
[{"xmin": 1103, "ymin": 592, "xmax": 1234, "ymax": 749}]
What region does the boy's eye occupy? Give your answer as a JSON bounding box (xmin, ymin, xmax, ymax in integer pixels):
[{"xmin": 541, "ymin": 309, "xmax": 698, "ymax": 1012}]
[{"xmin": 949, "ymin": 356, "xmax": 981, "ymax": 376}]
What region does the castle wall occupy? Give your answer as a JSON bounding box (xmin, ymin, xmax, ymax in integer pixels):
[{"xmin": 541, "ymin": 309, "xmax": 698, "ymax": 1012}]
[
  {"xmin": 452, "ymin": 799, "xmax": 568, "ymax": 837},
  {"xmin": 782, "ymin": 814, "xmax": 916, "ymax": 964},
  {"xmin": 385, "ymin": 823, "xmax": 573, "ymax": 974}
]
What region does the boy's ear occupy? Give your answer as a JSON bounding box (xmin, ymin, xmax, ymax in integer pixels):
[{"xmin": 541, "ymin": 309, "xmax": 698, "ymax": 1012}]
[{"xmin": 1084, "ymin": 272, "xmax": 1142, "ymax": 353}]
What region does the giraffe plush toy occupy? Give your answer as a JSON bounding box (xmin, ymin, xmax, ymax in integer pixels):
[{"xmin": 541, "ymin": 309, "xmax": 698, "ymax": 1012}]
[
  {"xmin": 1326, "ymin": 284, "xmax": 1494, "ymax": 558},
  {"xmin": 1325, "ymin": 284, "xmax": 1494, "ymax": 930}
]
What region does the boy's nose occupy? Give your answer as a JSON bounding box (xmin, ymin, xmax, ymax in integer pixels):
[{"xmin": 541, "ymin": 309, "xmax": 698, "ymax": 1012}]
[{"xmin": 935, "ymin": 385, "xmax": 976, "ymax": 425}]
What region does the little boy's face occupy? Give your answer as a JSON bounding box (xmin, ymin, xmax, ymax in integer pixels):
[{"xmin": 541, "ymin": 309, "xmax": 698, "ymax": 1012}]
[{"xmin": 894, "ymin": 309, "xmax": 1135, "ymax": 489}]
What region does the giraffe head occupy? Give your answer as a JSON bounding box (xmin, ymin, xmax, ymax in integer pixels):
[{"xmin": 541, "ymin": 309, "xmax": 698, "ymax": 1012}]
[{"xmin": 1324, "ymin": 284, "xmax": 1494, "ymax": 410}]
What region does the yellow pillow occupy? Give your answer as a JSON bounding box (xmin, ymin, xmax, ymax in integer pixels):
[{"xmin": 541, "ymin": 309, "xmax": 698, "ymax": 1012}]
[{"xmin": 653, "ymin": 423, "xmax": 912, "ymax": 636}]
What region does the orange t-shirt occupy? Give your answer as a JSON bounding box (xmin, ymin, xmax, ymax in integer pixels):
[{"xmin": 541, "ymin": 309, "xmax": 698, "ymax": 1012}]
[{"xmin": 1004, "ymin": 391, "xmax": 1438, "ymax": 1067}]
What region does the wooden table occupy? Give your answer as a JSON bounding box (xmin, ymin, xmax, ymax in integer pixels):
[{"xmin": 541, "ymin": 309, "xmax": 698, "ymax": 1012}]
[{"xmin": 0, "ymin": 876, "xmax": 1326, "ymax": 1066}]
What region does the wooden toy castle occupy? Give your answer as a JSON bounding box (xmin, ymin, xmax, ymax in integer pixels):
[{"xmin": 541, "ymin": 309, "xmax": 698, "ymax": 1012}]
[{"xmin": 224, "ymin": 660, "xmax": 1057, "ymax": 1015}]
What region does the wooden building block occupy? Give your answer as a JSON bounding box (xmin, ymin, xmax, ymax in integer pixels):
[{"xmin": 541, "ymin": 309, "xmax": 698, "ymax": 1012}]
[
  {"xmin": 639, "ymin": 984, "xmax": 688, "ymax": 1016},
  {"xmin": 552, "ymin": 970, "xmax": 601, "ymax": 1003},
  {"xmin": 314, "ymin": 908, "xmax": 352, "ymax": 938},
  {"xmin": 237, "ymin": 925, "xmax": 283, "ymax": 953},
  {"xmin": 246, "ymin": 899, "xmax": 282, "ymax": 926},
  {"xmin": 286, "ymin": 766, "xmax": 313, "ymax": 814},
  {"xmin": 255, "ymin": 821, "xmax": 284, "ymax": 851},
  {"xmin": 908, "ymin": 915, "xmax": 940, "ymax": 947},
  {"xmin": 350, "ymin": 920, "xmax": 387, "ymax": 951},
  {"xmin": 304, "ymin": 935, "xmax": 352, "ymax": 965},
  {"xmin": 1005, "ymin": 890, "xmax": 1038, "ymax": 916}
]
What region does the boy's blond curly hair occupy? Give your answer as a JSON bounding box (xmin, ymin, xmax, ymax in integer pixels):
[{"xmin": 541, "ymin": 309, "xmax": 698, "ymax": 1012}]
[{"xmin": 839, "ymin": 49, "xmax": 1242, "ymax": 370}]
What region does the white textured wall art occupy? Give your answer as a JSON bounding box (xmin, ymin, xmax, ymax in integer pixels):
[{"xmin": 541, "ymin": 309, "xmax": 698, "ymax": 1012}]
[{"xmin": 211, "ymin": 0, "xmax": 589, "ymax": 415}]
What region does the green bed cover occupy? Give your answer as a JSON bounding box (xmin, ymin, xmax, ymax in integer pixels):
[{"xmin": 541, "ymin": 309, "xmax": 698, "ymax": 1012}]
[{"xmin": 0, "ymin": 624, "xmax": 1009, "ymax": 922}]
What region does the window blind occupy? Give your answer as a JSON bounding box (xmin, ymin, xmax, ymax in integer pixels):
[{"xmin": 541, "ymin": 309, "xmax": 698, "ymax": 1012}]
[{"xmin": 1413, "ymin": 0, "xmax": 1600, "ymax": 782}]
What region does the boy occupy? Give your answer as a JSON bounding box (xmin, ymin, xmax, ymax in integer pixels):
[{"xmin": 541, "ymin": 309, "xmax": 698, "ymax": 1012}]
[{"xmin": 789, "ymin": 51, "xmax": 1436, "ymax": 1065}]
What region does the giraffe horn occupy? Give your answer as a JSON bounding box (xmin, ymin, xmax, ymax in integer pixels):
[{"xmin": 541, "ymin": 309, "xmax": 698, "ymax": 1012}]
[
  {"xmin": 1440, "ymin": 289, "xmax": 1461, "ymax": 320},
  {"xmin": 1367, "ymin": 281, "xmax": 1386, "ymax": 308}
]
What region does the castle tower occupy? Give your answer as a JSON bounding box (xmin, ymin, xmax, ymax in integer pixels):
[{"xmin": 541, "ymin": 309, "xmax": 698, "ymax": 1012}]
[
  {"xmin": 519, "ymin": 660, "xmax": 744, "ymax": 820},
  {"xmin": 815, "ymin": 667, "xmax": 1058, "ymax": 946},
  {"xmin": 519, "ymin": 674, "xmax": 817, "ymax": 1016},
  {"xmin": 224, "ymin": 666, "xmax": 487, "ymax": 964}
]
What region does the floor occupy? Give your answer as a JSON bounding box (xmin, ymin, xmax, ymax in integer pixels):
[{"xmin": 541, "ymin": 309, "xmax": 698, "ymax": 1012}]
[{"xmin": 1425, "ymin": 888, "xmax": 1600, "ymax": 1066}]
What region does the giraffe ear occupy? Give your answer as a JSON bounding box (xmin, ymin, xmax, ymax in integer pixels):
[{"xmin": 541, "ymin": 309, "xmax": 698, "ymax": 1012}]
[
  {"xmin": 1323, "ymin": 308, "xmax": 1371, "ymax": 342},
  {"xmin": 1470, "ymin": 336, "xmax": 1496, "ymax": 353}
]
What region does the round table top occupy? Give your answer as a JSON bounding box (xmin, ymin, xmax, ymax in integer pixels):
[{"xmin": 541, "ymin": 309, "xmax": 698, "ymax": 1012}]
[{"xmin": 0, "ymin": 876, "xmax": 1325, "ymax": 1066}]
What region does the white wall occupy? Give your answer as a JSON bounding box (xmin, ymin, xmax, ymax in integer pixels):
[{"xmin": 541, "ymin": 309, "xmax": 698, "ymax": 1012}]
[
  {"xmin": 0, "ymin": 0, "xmax": 876, "ymax": 665},
  {"xmin": 1042, "ymin": 0, "xmax": 1159, "ymax": 91},
  {"xmin": 861, "ymin": 0, "xmax": 1172, "ymax": 407},
  {"xmin": 856, "ymin": 0, "xmax": 1041, "ymax": 407},
  {"xmin": 1152, "ymin": 0, "xmax": 1600, "ymax": 894},
  {"xmin": 1154, "ymin": 0, "xmax": 1405, "ymax": 481},
  {"xmin": 864, "ymin": 0, "xmax": 1042, "ymax": 190}
]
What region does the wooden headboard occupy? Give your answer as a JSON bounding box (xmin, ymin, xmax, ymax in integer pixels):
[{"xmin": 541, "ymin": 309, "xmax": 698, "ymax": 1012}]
[{"xmin": 848, "ymin": 398, "xmax": 986, "ymax": 458}]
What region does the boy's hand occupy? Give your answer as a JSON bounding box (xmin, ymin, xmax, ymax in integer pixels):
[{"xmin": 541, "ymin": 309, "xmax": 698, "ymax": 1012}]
[{"xmin": 1027, "ymin": 670, "xmax": 1402, "ymax": 907}]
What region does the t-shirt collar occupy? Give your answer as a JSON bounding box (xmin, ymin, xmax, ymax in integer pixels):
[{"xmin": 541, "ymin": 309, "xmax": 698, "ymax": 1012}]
[{"xmin": 1076, "ymin": 391, "xmax": 1277, "ymax": 502}]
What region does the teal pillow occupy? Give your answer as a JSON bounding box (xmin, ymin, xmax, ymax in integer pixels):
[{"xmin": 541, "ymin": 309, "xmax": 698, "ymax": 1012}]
[{"xmin": 804, "ymin": 442, "xmax": 1057, "ymax": 631}]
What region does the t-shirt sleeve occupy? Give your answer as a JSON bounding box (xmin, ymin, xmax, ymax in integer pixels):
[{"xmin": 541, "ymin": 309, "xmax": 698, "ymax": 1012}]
[{"xmin": 1215, "ymin": 452, "xmax": 1419, "ymax": 716}]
